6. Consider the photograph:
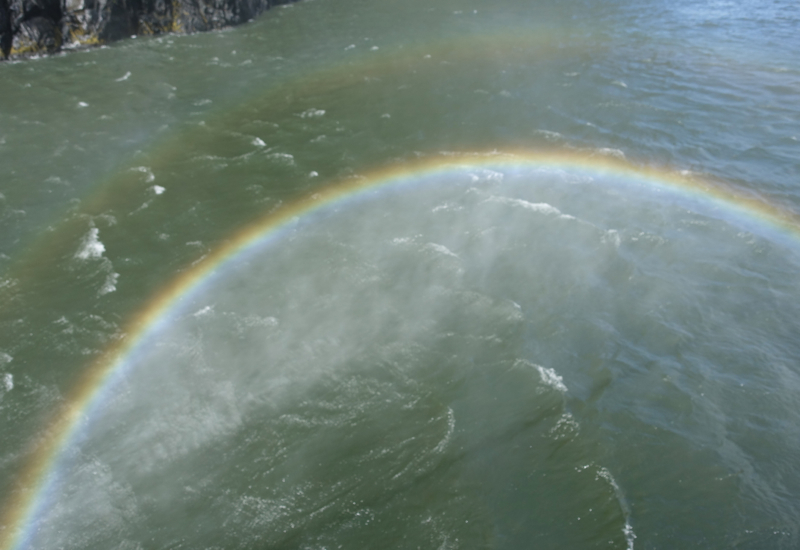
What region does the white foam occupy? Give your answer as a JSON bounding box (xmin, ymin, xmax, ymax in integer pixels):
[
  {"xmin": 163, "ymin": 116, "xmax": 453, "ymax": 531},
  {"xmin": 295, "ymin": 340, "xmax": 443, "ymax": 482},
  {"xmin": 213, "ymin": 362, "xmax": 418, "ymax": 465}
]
[
  {"xmin": 99, "ymin": 272, "xmax": 119, "ymax": 295},
  {"xmin": 392, "ymin": 237, "xmax": 413, "ymax": 245},
  {"xmin": 131, "ymin": 166, "xmax": 155, "ymax": 183},
  {"xmin": 534, "ymin": 129, "xmax": 564, "ymax": 142},
  {"xmin": 551, "ymin": 412, "xmax": 579, "ymax": 436},
  {"xmin": 344, "ymin": 44, "xmax": 355, "ymax": 50},
  {"xmin": 432, "ymin": 408, "xmax": 455, "ymax": 454},
  {"xmin": 232, "ymin": 314, "xmax": 278, "ymax": 330},
  {"xmin": 266, "ymin": 152, "xmax": 295, "ymax": 165},
  {"xmin": 75, "ymin": 228, "xmax": 105, "ymax": 260},
  {"xmin": 1, "ymin": 373, "xmax": 11, "ymax": 392},
  {"xmin": 252, "ymin": 137, "xmax": 266, "ymax": 147},
  {"xmin": 486, "ymin": 196, "xmax": 563, "ymax": 216},
  {"xmin": 194, "ymin": 305, "xmax": 214, "ymax": 317},
  {"xmin": 151, "ymin": 185, "xmax": 165, "ymax": 195},
  {"xmin": 299, "ymin": 108, "xmax": 325, "ymax": 118},
  {"xmin": 129, "ymin": 201, "xmax": 151, "ymax": 215},
  {"xmin": 536, "ymin": 365, "xmax": 568, "ymax": 392},
  {"xmin": 423, "ymin": 243, "xmax": 459, "ymax": 258},
  {"xmin": 77, "ymin": 102, "xmax": 89, "ymax": 108},
  {"xmin": 596, "ymin": 467, "xmax": 636, "ymax": 550},
  {"xmin": 594, "ymin": 148, "xmax": 626, "ymax": 160},
  {"xmin": 115, "ymin": 71, "xmax": 131, "ymax": 82},
  {"xmin": 431, "ymin": 202, "xmax": 463, "ymax": 213},
  {"xmin": 468, "ymin": 169, "xmax": 504, "ymax": 183},
  {"xmin": 0, "ymin": 353, "xmax": 11, "ymax": 366},
  {"xmin": 623, "ymin": 522, "xmax": 637, "ymax": 550}
]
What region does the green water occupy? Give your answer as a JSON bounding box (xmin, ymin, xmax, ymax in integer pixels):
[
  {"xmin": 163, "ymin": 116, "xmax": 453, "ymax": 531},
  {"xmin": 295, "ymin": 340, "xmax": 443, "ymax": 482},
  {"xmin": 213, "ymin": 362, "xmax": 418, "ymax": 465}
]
[{"xmin": 1, "ymin": 0, "xmax": 800, "ymax": 548}]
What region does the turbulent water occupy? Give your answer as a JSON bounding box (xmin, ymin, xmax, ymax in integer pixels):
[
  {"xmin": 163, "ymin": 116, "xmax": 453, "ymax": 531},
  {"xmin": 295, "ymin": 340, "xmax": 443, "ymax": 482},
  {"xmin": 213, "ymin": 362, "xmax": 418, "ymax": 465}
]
[{"xmin": 1, "ymin": 0, "xmax": 800, "ymax": 548}]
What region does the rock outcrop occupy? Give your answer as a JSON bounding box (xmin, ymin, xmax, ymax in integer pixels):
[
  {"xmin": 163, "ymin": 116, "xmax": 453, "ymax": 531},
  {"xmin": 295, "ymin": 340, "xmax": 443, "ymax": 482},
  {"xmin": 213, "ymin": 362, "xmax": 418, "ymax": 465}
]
[{"xmin": 0, "ymin": 0, "xmax": 291, "ymax": 59}]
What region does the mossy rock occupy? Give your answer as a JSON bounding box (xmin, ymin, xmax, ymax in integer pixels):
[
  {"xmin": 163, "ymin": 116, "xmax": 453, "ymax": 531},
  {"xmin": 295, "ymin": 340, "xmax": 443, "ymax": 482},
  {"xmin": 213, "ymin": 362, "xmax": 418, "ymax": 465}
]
[{"xmin": 11, "ymin": 16, "xmax": 62, "ymax": 56}]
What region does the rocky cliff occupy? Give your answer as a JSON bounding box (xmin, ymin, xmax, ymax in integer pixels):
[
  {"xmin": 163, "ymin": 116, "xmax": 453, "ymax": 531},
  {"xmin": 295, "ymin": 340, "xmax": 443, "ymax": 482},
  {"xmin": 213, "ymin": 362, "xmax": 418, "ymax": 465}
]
[{"xmin": 0, "ymin": 0, "xmax": 292, "ymax": 59}]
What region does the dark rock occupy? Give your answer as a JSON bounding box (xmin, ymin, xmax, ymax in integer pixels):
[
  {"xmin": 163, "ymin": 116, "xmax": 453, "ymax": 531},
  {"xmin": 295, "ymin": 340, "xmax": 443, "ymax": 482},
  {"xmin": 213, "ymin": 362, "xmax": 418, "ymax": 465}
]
[
  {"xmin": 171, "ymin": 0, "xmax": 272, "ymax": 34},
  {"xmin": 136, "ymin": 0, "xmax": 175, "ymax": 35},
  {"xmin": 1, "ymin": 0, "xmax": 12, "ymax": 58},
  {"xmin": 2, "ymin": 0, "xmax": 64, "ymax": 57},
  {"xmin": 0, "ymin": 0, "xmax": 292, "ymax": 59},
  {"xmin": 12, "ymin": 15, "xmax": 61, "ymax": 54},
  {"xmin": 62, "ymin": 0, "xmax": 139, "ymax": 44}
]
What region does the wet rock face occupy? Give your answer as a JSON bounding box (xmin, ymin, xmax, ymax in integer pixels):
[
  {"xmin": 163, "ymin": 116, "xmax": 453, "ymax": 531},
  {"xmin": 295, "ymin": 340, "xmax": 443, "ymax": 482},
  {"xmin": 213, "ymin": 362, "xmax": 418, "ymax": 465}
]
[
  {"xmin": 13, "ymin": 15, "xmax": 61, "ymax": 54},
  {"xmin": 0, "ymin": 0, "xmax": 291, "ymax": 58},
  {"xmin": 0, "ymin": 0, "xmax": 13, "ymax": 57},
  {"xmin": 2, "ymin": 0, "xmax": 61, "ymax": 56}
]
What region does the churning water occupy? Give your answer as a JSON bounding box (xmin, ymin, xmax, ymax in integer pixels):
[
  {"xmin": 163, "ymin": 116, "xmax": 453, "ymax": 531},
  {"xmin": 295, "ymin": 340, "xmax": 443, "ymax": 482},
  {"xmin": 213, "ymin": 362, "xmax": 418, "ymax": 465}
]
[{"xmin": 1, "ymin": 0, "xmax": 799, "ymax": 548}]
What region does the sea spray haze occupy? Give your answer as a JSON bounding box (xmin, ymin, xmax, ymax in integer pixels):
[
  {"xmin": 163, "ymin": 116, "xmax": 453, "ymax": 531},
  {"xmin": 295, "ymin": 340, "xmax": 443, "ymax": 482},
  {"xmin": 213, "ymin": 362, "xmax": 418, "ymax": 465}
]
[{"xmin": 1, "ymin": 0, "xmax": 800, "ymax": 548}]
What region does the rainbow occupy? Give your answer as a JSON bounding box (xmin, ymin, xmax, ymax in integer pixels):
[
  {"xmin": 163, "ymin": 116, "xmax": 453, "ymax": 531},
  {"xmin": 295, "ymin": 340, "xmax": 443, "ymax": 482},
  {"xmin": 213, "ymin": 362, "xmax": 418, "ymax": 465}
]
[{"xmin": 2, "ymin": 150, "xmax": 800, "ymax": 550}]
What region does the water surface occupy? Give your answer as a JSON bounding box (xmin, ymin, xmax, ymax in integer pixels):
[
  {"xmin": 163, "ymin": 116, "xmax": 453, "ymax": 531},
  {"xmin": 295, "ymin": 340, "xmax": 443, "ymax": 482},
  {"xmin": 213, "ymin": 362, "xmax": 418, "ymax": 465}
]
[{"xmin": 1, "ymin": 0, "xmax": 799, "ymax": 548}]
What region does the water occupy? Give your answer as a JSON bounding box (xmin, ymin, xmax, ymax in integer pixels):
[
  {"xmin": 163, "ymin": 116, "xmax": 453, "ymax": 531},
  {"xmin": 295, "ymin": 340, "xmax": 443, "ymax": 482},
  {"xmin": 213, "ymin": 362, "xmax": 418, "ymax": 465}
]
[{"xmin": 1, "ymin": 0, "xmax": 799, "ymax": 547}]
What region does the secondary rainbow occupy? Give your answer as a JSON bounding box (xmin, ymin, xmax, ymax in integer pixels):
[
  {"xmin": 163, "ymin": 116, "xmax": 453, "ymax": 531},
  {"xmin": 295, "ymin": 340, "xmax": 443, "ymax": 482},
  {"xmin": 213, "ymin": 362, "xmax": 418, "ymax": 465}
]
[{"xmin": 2, "ymin": 150, "xmax": 800, "ymax": 550}]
